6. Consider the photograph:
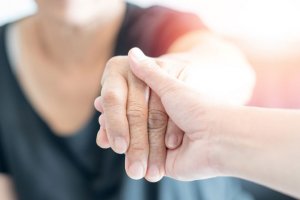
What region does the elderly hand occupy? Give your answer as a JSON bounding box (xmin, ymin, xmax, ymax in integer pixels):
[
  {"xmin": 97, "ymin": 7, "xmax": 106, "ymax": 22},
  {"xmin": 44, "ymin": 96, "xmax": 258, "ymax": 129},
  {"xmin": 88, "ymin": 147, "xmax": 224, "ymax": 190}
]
[
  {"xmin": 95, "ymin": 46, "xmax": 255, "ymax": 182},
  {"xmin": 94, "ymin": 55, "xmax": 177, "ymax": 182},
  {"xmin": 122, "ymin": 48, "xmax": 222, "ymax": 180}
]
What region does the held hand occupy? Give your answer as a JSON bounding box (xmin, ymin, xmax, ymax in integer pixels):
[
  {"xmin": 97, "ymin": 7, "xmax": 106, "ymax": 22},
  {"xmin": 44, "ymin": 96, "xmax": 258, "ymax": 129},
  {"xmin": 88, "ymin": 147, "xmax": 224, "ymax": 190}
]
[
  {"xmin": 95, "ymin": 46, "xmax": 254, "ymax": 182},
  {"xmin": 128, "ymin": 48, "xmax": 223, "ymax": 180},
  {"xmin": 94, "ymin": 56, "xmax": 171, "ymax": 182}
]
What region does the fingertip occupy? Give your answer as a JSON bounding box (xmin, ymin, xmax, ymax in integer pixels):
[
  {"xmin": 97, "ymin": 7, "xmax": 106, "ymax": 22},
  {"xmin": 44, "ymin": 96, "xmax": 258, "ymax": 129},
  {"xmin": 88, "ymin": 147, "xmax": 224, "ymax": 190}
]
[
  {"xmin": 126, "ymin": 160, "xmax": 146, "ymax": 180},
  {"xmin": 94, "ymin": 96, "xmax": 103, "ymax": 113},
  {"xmin": 145, "ymin": 165, "xmax": 164, "ymax": 183},
  {"xmin": 128, "ymin": 47, "xmax": 146, "ymax": 62},
  {"xmin": 94, "ymin": 96, "xmax": 100, "ymax": 107},
  {"xmin": 165, "ymin": 120, "xmax": 184, "ymax": 149},
  {"xmin": 96, "ymin": 128, "xmax": 111, "ymax": 149},
  {"xmin": 166, "ymin": 134, "xmax": 180, "ymax": 149},
  {"xmin": 111, "ymin": 137, "xmax": 128, "ymax": 154}
]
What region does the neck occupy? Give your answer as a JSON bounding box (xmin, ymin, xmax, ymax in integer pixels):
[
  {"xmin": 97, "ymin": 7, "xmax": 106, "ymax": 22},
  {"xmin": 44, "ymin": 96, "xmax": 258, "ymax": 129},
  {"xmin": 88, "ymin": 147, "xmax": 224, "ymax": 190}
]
[{"xmin": 31, "ymin": 1, "xmax": 125, "ymax": 69}]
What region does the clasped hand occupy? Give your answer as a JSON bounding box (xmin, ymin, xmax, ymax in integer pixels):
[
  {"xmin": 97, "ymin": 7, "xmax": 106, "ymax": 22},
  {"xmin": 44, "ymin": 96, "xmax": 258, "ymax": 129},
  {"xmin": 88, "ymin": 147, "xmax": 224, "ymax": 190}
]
[{"xmin": 94, "ymin": 48, "xmax": 254, "ymax": 182}]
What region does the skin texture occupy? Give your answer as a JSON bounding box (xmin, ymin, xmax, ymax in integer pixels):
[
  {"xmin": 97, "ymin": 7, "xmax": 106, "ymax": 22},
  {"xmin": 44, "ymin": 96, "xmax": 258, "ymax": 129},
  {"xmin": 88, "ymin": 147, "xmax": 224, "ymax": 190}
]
[
  {"xmin": 118, "ymin": 48, "xmax": 300, "ymax": 199},
  {"xmin": 95, "ymin": 32, "xmax": 255, "ymax": 182}
]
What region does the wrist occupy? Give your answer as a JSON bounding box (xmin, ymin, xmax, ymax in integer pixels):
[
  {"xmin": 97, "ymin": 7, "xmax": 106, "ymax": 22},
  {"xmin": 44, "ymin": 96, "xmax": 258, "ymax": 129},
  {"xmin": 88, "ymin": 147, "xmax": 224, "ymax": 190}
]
[
  {"xmin": 204, "ymin": 104, "xmax": 248, "ymax": 177},
  {"xmin": 197, "ymin": 103, "xmax": 229, "ymax": 176}
]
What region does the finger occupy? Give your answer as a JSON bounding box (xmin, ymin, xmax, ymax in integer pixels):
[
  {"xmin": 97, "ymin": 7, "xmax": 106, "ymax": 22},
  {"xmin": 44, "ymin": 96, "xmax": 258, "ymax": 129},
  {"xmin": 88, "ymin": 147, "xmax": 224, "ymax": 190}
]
[
  {"xmin": 165, "ymin": 119, "xmax": 184, "ymax": 149},
  {"xmin": 145, "ymin": 91, "xmax": 168, "ymax": 182},
  {"xmin": 101, "ymin": 75, "xmax": 129, "ymax": 154},
  {"xmin": 128, "ymin": 48, "xmax": 182, "ymax": 98},
  {"xmin": 98, "ymin": 114, "xmax": 106, "ymax": 130},
  {"xmin": 125, "ymin": 71, "xmax": 149, "ymax": 180},
  {"xmin": 96, "ymin": 128, "xmax": 110, "ymax": 149},
  {"xmin": 94, "ymin": 96, "xmax": 104, "ymax": 113}
]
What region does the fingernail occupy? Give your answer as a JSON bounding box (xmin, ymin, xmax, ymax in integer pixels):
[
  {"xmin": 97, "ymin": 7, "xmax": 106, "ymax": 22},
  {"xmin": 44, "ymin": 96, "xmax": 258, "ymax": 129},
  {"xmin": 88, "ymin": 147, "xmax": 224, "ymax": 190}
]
[
  {"xmin": 130, "ymin": 48, "xmax": 146, "ymax": 61},
  {"xmin": 113, "ymin": 137, "xmax": 128, "ymax": 154},
  {"xmin": 128, "ymin": 161, "xmax": 145, "ymax": 180},
  {"xmin": 147, "ymin": 165, "xmax": 161, "ymax": 182},
  {"xmin": 167, "ymin": 134, "xmax": 178, "ymax": 149}
]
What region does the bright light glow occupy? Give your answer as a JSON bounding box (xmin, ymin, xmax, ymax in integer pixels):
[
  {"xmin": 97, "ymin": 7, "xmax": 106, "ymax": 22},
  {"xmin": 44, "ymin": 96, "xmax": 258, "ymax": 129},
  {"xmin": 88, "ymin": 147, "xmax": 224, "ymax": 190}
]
[
  {"xmin": 185, "ymin": 61, "xmax": 256, "ymax": 105},
  {"xmin": 151, "ymin": 0, "xmax": 300, "ymax": 41},
  {"xmin": 0, "ymin": 0, "xmax": 36, "ymax": 24},
  {"xmin": 0, "ymin": 0, "xmax": 300, "ymax": 55},
  {"xmin": 1, "ymin": 0, "xmax": 300, "ymax": 42},
  {"xmin": 0, "ymin": 0, "xmax": 299, "ymax": 107}
]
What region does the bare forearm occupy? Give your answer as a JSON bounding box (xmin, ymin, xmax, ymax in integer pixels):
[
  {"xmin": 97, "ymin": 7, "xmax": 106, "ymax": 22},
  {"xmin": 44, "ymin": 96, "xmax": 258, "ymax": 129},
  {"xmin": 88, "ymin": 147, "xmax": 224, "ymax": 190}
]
[{"xmin": 214, "ymin": 106, "xmax": 300, "ymax": 198}]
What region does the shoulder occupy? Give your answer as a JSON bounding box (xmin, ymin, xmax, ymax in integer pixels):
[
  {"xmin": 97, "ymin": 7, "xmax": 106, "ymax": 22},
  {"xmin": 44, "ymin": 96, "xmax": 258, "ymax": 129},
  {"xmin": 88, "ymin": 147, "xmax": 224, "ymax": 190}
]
[
  {"xmin": 126, "ymin": 3, "xmax": 199, "ymax": 23},
  {"xmin": 119, "ymin": 3, "xmax": 206, "ymax": 56}
]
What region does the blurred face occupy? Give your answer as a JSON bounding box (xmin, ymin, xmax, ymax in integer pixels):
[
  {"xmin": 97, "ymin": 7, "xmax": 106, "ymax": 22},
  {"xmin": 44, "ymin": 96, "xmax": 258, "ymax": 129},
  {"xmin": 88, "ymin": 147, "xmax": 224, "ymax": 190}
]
[{"xmin": 35, "ymin": 0, "xmax": 121, "ymax": 25}]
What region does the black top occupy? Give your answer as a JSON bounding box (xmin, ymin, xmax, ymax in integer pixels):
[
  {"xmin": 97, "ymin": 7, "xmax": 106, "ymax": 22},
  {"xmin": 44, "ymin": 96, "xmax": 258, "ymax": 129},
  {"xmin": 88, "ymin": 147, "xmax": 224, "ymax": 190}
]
[{"xmin": 0, "ymin": 3, "xmax": 253, "ymax": 200}]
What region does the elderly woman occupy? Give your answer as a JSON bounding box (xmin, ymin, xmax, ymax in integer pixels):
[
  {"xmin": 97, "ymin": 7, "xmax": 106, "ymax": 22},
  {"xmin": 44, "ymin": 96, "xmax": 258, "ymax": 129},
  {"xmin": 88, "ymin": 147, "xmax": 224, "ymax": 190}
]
[{"xmin": 0, "ymin": 0, "xmax": 254, "ymax": 199}]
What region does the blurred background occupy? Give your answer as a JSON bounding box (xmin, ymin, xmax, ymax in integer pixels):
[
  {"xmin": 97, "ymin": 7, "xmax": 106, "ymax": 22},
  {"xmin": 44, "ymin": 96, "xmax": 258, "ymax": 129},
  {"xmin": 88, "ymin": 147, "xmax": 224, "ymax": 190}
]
[
  {"xmin": 0, "ymin": 0, "xmax": 299, "ymax": 199},
  {"xmin": 2, "ymin": 0, "xmax": 300, "ymax": 39}
]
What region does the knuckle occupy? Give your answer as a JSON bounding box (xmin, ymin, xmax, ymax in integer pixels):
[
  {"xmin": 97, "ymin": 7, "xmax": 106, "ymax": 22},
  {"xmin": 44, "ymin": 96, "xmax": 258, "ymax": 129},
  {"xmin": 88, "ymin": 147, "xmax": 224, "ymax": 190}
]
[
  {"xmin": 106, "ymin": 56, "xmax": 127, "ymax": 68},
  {"xmin": 101, "ymin": 90, "xmax": 122, "ymax": 108},
  {"xmin": 102, "ymin": 57, "xmax": 127, "ymax": 85},
  {"xmin": 130, "ymin": 141, "xmax": 147, "ymax": 152},
  {"xmin": 127, "ymin": 104, "xmax": 147, "ymax": 122},
  {"xmin": 128, "ymin": 137, "xmax": 148, "ymax": 153},
  {"xmin": 148, "ymin": 132, "xmax": 165, "ymax": 151},
  {"xmin": 139, "ymin": 59, "xmax": 158, "ymax": 70},
  {"xmin": 148, "ymin": 109, "xmax": 168, "ymax": 131},
  {"xmin": 139, "ymin": 59, "xmax": 151, "ymax": 67},
  {"xmin": 148, "ymin": 133, "xmax": 164, "ymax": 147},
  {"xmin": 149, "ymin": 144, "xmax": 166, "ymax": 156}
]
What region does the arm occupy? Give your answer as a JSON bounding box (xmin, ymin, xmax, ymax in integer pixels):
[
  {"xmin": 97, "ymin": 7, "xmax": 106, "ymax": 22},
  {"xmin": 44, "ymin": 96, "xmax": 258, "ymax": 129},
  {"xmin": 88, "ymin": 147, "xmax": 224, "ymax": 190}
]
[
  {"xmin": 128, "ymin": 48, "xmax": 300, "ymax": 198},
  {"xmin": 0, "ymin": 174, "xmax": 16, "ymax": 200},
  {"xmin": 215, "ymin": 106, "xmax": 300, "ymax": 198}
]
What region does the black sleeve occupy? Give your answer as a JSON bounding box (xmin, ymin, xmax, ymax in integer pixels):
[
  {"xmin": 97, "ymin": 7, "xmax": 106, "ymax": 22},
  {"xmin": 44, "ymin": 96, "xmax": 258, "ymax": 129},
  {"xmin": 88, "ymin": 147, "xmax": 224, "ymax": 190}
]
[
  {"xmin": 0, "ymin": 130, "xmax": 8, "ymax": 174},
  {"xmin": 122, "ymin": 4, "xmax": 207, "ymax": 57}
]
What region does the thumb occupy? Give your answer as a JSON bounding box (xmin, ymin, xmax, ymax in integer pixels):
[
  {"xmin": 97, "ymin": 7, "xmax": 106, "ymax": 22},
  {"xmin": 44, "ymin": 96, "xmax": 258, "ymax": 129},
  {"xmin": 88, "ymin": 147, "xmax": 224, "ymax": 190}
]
[{"xmin": 128, "ymin": 47, "xmax": 181, "ymax": 98}]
